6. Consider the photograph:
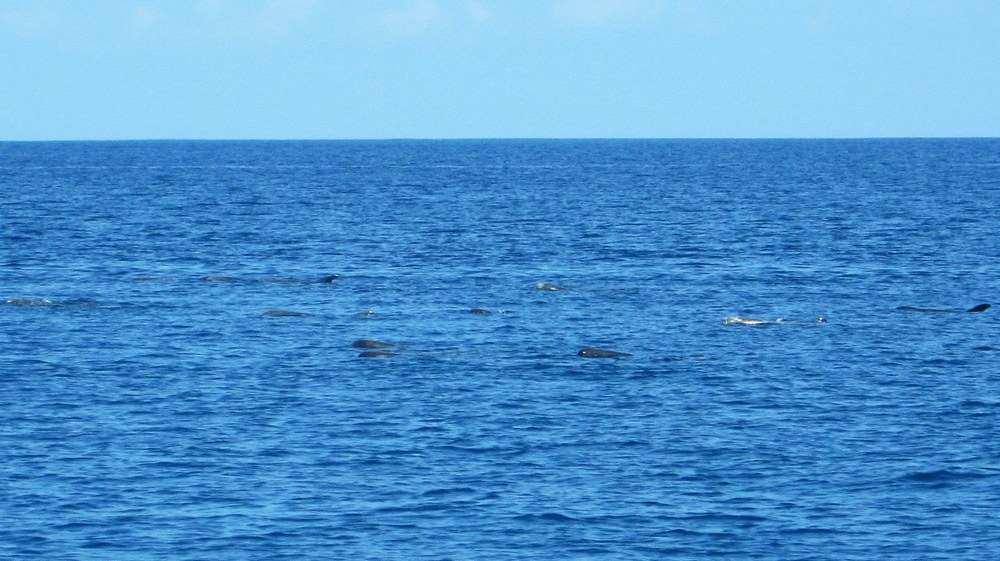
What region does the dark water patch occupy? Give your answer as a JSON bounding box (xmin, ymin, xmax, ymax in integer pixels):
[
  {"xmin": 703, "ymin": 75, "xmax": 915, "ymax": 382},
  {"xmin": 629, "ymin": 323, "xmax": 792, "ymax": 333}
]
[
  {"xmin": 79, "ymin": 540, "xmax": 119, "ymax": 550},
  {"xmin": 421, "ymin": 487, "xmax": 478, "ymax": 498},
  {"xmin": 960, "ymin": 399, "xmax": 1000, "ymax": 409}
]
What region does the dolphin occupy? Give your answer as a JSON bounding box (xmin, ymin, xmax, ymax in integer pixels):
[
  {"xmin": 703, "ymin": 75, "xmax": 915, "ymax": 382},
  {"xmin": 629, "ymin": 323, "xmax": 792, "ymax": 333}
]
[
  {"xmin": 263, "ymin": 310, "xmax": 310, "ymax": 317},
  {"xmin": 5, "ymin": 298, "xmax": 55, "ymax": 306},
  {"xmin": 578, "ymin": 347, "xmax": 633, "ymax": 358},
  {"xmin": 204, "ymin": 274, "xmax": 339, "ymax": 284},
  {"xmin": 262, "ymin": 274, "xmax": 339, "ymax": 284},
  {"xmin": 536, "ymin": 282, "xmax": 567, "ymax": 291},
  {"xmin": 896, "ymin": 303, "xmax": 990, "ymax": 313}
]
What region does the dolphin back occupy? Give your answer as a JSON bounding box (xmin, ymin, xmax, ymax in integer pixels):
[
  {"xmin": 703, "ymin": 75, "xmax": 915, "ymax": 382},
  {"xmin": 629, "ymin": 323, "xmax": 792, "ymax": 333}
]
[{"xmin": 578, "ymin": 347, "xmax": 633, "ymax": 358}]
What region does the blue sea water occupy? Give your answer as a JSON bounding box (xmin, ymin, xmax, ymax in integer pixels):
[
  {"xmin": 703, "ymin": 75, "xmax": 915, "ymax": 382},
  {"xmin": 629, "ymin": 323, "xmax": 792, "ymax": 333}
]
[{"xmin": 1, "ymin": 138, "xmax": 998, "ymax": 560}]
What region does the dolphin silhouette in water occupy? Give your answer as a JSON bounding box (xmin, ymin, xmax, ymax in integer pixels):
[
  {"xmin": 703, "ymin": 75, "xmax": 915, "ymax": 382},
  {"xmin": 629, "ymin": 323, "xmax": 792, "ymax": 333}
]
[
  {"xmin": 202, "ymin": 274, "xmax": 340, "ymax": 284},
  {"xmin": 578, "ymin": 347, "xmax": 633, "ymax": 358},
  {"xmin": 263, "ymin": 309, "xmax": 310, "ymax": 317},
  {"xmin": 352, "ymin": 339, "xmax": 397, "ymax": 349},
  {"xmin": 896, "ymin": 303, "xmax": 990, "ymax": 313}
]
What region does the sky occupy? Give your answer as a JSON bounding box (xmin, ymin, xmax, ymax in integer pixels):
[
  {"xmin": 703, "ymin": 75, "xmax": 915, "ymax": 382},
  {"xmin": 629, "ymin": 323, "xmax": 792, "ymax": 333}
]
[{"xmin": 1, "ymin": 0, "xmax": 998, "ymax": 140}]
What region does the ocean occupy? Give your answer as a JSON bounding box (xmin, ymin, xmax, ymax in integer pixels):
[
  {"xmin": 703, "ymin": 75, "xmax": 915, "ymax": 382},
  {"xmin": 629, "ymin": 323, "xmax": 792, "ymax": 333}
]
[{"xmin": 1, "ymin": 138, "xmax": 998, "ymax": 560}]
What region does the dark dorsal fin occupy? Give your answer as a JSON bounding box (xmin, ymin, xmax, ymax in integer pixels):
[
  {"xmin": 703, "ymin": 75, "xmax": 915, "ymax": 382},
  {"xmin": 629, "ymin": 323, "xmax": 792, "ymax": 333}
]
[{"xmin": 967, "ymin": 303, "xmax": 991, "ymax": 313}]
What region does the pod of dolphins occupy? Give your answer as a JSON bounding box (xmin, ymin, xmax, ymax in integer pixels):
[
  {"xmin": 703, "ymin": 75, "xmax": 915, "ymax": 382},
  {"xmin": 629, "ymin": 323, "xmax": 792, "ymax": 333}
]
[{"xmin": 4, "ymin": 274, "xmax": 992, "ymax": 360}]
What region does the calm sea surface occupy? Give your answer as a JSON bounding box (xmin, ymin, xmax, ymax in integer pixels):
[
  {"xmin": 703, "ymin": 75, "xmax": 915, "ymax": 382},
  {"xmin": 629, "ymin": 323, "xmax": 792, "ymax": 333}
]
[{"xmin": 2, "ymin": 139, "xmax": 998, "ymax": 560}]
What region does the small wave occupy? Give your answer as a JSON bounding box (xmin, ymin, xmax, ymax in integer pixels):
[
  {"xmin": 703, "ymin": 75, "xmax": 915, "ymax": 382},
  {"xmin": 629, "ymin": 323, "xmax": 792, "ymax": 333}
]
[
  {"xmin": 421, "ymin": 487, "xmax": 477, "ymax": 497},
  {"xmin": 513, "ymin": 512, "xmax": 581, "ymax": 524},
  {"xmin": 653, "ymin": 528, "xmax": 705, "ymax": 537},
  {"xmin": 960, "ymin": 399, "xmax": 1000, "ymax": 409},
  {"xmin": 564, "ymin": 547, "xmax": 616, "ymax": 557},
  {"xmin": 438, "ymin": 443, "xmax": 527, "ymax": 456},
  {"xmin": 374, "ymin": 501, "xmax": 469, "ymax": 514},
  {"xmin": 780, "ymin": 526, "xmax": 840, "ymax": 535},
  {"xmin": 52, "ymin": 521, "xmax": 100, "ymax": 532},
  {"xmin": 904, "ymin": 469, "xmax": 961, "ymax": 483},
  {"xmin": 683, "ymin": 513, "xmax": 768, "ymax": 525},
  {"xmin": 900, "ymin": 468, "xmax": 998, "ymax": 486},
  {"xmin": 80, "ymin": 540, "xmax": 117, "ymax": 550}
]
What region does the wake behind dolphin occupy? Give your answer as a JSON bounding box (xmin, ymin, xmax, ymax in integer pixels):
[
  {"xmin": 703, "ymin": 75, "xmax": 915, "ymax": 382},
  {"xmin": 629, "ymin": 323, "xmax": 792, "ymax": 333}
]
[
  {"xmin": 722, "ymin": 316, "xmax": 827, "ymax": 326},
  {"xmin": 358, "ymin": 350, "xmax": 398, "ymax": 358}
]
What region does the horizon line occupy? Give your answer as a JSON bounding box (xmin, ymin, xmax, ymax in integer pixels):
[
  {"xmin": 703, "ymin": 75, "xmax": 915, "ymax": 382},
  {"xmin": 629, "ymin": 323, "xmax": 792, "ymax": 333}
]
[{"xmin": 2, "ymin": 135, "xmax": 998, "ymax": 143}]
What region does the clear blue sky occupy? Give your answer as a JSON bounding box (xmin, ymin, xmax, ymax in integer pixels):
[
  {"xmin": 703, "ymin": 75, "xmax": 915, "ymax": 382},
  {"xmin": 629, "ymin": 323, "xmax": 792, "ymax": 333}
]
[{"xmin": 2, "ymin": 0, "xmax": 998, "ymax": 140}]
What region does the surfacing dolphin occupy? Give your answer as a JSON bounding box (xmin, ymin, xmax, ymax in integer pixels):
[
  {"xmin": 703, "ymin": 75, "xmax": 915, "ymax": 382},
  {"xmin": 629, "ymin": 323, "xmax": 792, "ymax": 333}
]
[
  {"xmin": 578, "ymin": 347, "xmax": 633, "ymax": 358},
  {"xmin": 896, "ymin": 303, "xmax": 990, "ymax": 313},
  {"xmin": 352, "ymin": 339, "xmax": 397, "ymax": 349},
  {"xmin": 263, "ymin": 310, "xmax": 310, "ymax": 317},
  {"xmin": 5, "ymin": 298, "xmax": 56, "ymax": 306},
  {"xmin": 203, "ymin": 274, "xmax": 340, "ymax": 284}
]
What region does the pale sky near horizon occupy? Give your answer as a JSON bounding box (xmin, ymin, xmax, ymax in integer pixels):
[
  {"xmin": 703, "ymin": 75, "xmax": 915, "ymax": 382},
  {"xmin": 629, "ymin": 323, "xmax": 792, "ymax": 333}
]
[{"xmin": 2, "ymin": 0, "xmax": 998, "ymax": 141}]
